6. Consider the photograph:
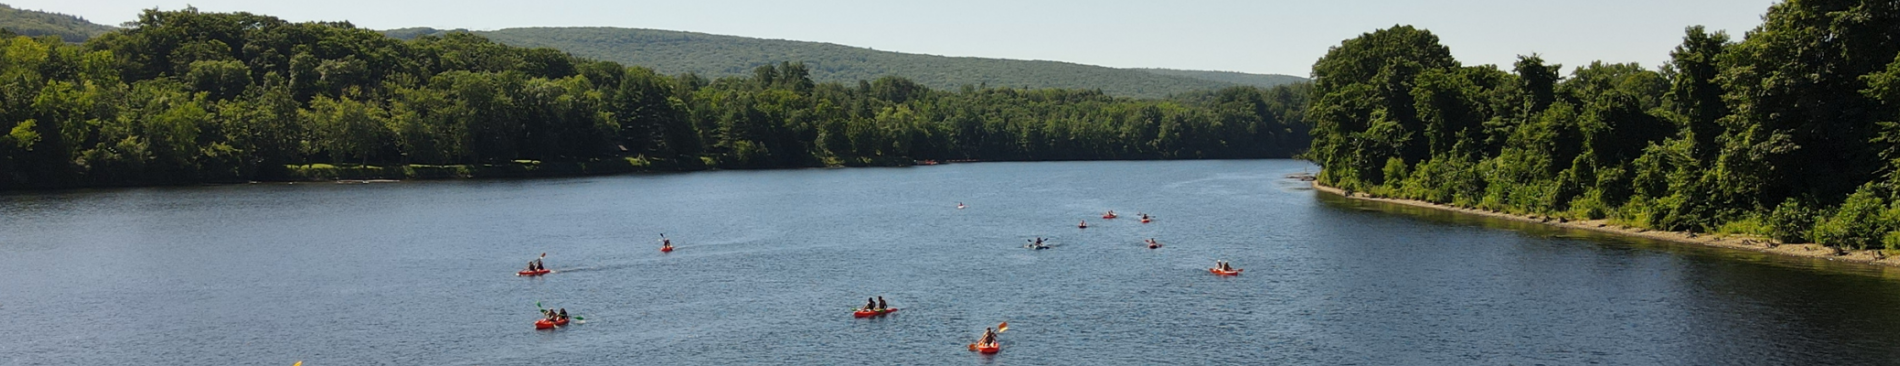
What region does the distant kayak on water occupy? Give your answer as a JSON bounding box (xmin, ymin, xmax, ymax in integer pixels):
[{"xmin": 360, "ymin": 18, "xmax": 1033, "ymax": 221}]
[
  {"xmin": 519, "ymin": 254, "xmax": 550, "ymax": 276},
  {"xmin": 1210, "ymin": 260, "xmax": 1241, "ymax": 275}
]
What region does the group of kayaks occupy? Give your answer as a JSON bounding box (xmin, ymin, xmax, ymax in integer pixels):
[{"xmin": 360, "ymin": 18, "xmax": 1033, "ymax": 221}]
[
  {"xmin": 1075, "ymin": 209, "xmax": 1243, "ymax": 275},
  {"xmin": 1079, "ymin": 210, "xmax": 1154, "ymax": 229},
  {"xmin": 516, "ymin": 235, "xmax": 681, "ymax": 330}
]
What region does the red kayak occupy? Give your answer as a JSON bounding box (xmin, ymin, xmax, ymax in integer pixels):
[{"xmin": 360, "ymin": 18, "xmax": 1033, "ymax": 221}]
[
  {"xmin": 535, "ymin": 319, "xmax": 556, "ymax": 329},
  {"xmin": 517, "ymin": 269, "xmax": 551, "ymax": 276},
  {"xmin": 853, "ymin": 308, "xmax": 898, "ymax": 318},
  {"xmin": 556, "ymin": 318, "xmax": 570, "ymax": 326},
  {"xmin": 1148, "ymin": 244, "xmax": 1162, "ymax": 249},
  {"xmin": 1209, "ymin": 268, "xmax": 1243, "ymax": 276},
  {"xmin": 974, "ymin": 342, "xmax": 1000, "ymax": 354},
  {"xmin": 661, "ymin": 246, "xmax": 674, "ymax": 253},
  {"xmin": 1141, "ymin": 218, "xmax": 1152, "ymax": 224},
  {"xmin": 1102, "ymin": 214, "xmax": 1118, "ymax": 219}
]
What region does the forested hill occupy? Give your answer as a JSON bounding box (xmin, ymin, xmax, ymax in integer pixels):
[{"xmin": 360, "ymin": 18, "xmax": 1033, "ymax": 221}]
[
  {"xmin": 1306, "ymin": 1, "xmax": 1900, "ymax": 248},
  {"xmin": 0, "ymin": 4, "xmax": 113, "ymax": 42},
  {"xmin": 1135, "ymin": 69, "xmax": 1308, "ymax": 89},
  {"xmin": 0, "ymin": 8, "xmax": 1311, "ymax": 190},
  {"xmin": 385, "ymin": 27, "xmax": 1305, "ymax": 98}
]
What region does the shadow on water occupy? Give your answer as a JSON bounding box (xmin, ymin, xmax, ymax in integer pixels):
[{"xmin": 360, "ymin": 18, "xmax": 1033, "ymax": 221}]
[
  {"xmin": 1313, "ymin": 191, "xmax": 1900, "ymax": 280},
  {"xmin": 1311, "ymin": 188, "xmax": 1900, "ymax": 365}
]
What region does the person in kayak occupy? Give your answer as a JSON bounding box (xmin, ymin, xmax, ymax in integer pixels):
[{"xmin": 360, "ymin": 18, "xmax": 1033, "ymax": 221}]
[
  {"xmin": 661, "ymin": 236, "xmax": 672, "ymax": 249},
  {"xmin": 864, "ymin": 297, "xmax": 877, "ymax": 311},
  {"xmin": 876, "ymin": 296, "xmax": 888, "ymax": 311},
  {"xmin": 558, "ymin": 308, "xmax": 569, "ymax": 321},
  {"xmin": 979, "ymin": 327, "xmax": 998, "ymax": 345},
  {"xmin": 527, "ymin": 261, "xmax": 538, "ymax": 272}
]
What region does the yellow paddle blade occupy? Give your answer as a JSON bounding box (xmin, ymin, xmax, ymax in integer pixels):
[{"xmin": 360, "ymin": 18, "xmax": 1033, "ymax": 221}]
[
  {"xmin": 293, "ymin": 362, "xmax": 302, "ymax": 366},
  {"xmin": 998, "ymin": 322, "xmax": 1009, "ymax": 333}
]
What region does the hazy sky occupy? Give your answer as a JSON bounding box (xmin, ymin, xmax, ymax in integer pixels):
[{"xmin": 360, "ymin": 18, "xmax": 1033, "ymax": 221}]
[{"xmin": 22, "ymin": 0, "xmax": 1779, "ymax": 76}]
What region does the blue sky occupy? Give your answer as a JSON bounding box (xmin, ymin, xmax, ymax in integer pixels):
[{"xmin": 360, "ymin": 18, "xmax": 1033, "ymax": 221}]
[{"xmin": 24, "ymin": 0, "xmax": 1778, "ymax": 76}]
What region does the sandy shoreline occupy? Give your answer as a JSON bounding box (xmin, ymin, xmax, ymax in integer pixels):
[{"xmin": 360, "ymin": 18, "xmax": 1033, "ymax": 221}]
[{"xmin": 1311, "ymin": 181, "xmax": 1900, "ymax": 268}]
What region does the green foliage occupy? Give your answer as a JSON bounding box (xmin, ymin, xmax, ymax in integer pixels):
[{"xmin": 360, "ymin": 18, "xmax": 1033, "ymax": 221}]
[
  {"xmin": 1812, "ymin": 185, "xmax": 1894, "ymax": 250},
  {"xmin": 1134, "ymin": 69, "xmax": 1309, "ymax": 89},
  {"xmin": 0, "ymin": 8, "xmax": 1311, "ymax": 189},
  {"xmin": 0, "ymin": 4, "xmax": 113, "ymax": 43},
  {"xmin": 414, "ymin": 27, "xmax": 1305, "ymax": 99},
  {"xmin": 1309, "ymin": 0, "xmax": 1900, "ymax": 246},
  {"xmin": 1765, "ymin": 199, "xmax": 1821, "ymax": 243}
]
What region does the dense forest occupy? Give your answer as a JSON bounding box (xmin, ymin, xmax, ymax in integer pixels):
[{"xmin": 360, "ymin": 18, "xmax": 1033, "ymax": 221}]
[
  {"xmin": 0, "ymin": 8, "xmax": 1309, "ymax": 190},
  {"xmin": 0, "ymin": 4, "xmax": 113, "ymax": 43},
  {"xmin": 391, "ymin": 27, "xmax": 1305, "ymax": 99},
  {"xmin": 1307, "ymin": 0, "xmax": 1900, "ymax": 247}
]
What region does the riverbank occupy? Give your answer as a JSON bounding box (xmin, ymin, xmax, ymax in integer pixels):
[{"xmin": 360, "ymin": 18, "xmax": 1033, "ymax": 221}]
[
  {"xmin": 274, "ymin": 155, "xmax": 936, "ymax": 182},
  {"xmin": 1311, "ymin": 181, "xmax": 1900, "ymax": 268}
]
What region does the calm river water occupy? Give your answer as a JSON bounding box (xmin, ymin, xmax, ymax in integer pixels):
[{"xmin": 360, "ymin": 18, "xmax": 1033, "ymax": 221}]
[{"xmin": 4, "ymin": 160, "xmax": 1900, "ymax": 365}]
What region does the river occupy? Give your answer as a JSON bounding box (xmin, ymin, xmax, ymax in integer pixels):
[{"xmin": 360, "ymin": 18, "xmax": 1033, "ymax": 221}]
[{"xmin": 3, "ymin": 160, "xmax": 1899, "ymax": 365}]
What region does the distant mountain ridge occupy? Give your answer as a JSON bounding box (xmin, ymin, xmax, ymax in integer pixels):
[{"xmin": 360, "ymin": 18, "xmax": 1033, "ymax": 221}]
[
  {"xmin": 389, "ymin": 27, "xmax": 1306, "ymax": 98},
  {"xmin": 0, "ymin": 4, "xmax": 114, "ymax": 42},
  {"xmin": 1137, "ymin": 69, "xmax": 1309, "ymax": 90},
  {"xmin": 0, "ymin": 8, "xmax": 1310, "ymax": 97}
]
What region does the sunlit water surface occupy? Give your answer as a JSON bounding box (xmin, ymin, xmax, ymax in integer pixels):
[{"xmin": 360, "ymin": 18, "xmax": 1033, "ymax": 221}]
[{"xmin": 4, "ymin": 160, "xmax": 1900, "ymax": 365}]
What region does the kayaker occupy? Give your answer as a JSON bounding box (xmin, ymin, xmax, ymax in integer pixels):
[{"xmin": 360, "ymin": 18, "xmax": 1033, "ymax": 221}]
[
  {"xmin": 526, "ymin": 261, "xmax": 537, "ymax": 272},
  {"xmin": 979, "ymin": 327, "xmax": 998, "ymax": 345},
  {"xmin": 558, "ymin": 308, "xmax": 569, "ymax": 321},
  {"xmin": 876, "ymin": 296, "xmax": 887, "ymax": 310},
  {"xmin": 865, "ymin": 297, "xmax": 877, "ymax": 311}
]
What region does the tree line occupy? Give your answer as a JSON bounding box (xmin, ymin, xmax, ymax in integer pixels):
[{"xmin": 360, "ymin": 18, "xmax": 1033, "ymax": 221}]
[
  {"xmin": 0, "ymin": 8, "xmax": 1309, "ymax": 189},
  {"xmin": 1306, "ymin": 0, "xmax": 1900, "ymax": 248}
]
